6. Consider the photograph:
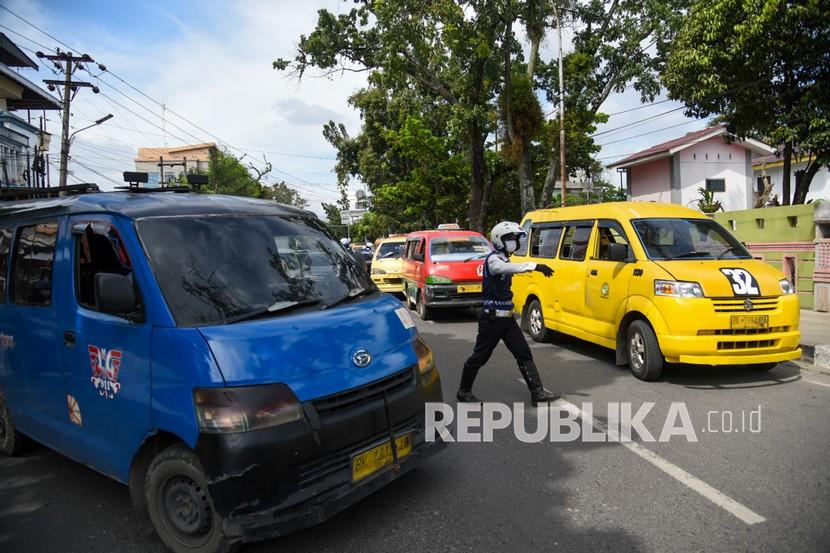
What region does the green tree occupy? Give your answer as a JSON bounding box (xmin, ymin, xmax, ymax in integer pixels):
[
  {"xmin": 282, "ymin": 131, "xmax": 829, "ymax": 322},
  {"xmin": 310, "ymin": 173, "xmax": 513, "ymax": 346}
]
[
  {"xmin": 263, "ymin": 180, "xmax": 309, "ymax": 209},
  {"xmin": 663, "ymin": 0, "xmax": 830, "ymax": 204},
  {"xmin": 205, "ymin": 149, "xmax": 309, "ymax": 207},
  {"xmin": 275, "ymin": 0, "xmax": 504, "ymax": 231}
]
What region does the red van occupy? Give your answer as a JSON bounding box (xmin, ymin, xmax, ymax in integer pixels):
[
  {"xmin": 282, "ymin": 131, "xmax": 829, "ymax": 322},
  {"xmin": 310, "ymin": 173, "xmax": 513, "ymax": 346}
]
[{"xmin": 401, "ymin": 229, "xmax": 492, "ymax": 320}]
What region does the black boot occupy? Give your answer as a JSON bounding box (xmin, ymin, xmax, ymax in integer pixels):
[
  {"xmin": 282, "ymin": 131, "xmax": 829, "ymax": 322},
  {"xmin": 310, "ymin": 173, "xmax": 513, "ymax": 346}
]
[
  {"xmin": 456, "ymin": 363, "xmax": 481, "ymax": 403},
  {"xmin": 518, "ymin": 360, "xmax": 560, "ymax": 406}
]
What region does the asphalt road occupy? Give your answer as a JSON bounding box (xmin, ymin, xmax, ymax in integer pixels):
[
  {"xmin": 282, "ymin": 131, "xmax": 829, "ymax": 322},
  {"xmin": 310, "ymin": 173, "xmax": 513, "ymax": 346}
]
[{"xmin": 2, "ymin": 307, "xmax": 830, "ymax": 553}]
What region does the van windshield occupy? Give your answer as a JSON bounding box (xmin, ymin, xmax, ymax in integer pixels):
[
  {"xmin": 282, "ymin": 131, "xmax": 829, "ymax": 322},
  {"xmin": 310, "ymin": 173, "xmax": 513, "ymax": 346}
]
[
  {"xmin": 375, "ymin": 241, "xmax": 404, "ymax": 260},
  {"xmin": 430, "ymin": 236, "xmax": 491, "ymax": 262},
  {"xmin": 138, "ymin": 215, "xmax": 374, "ymax": 327},
  {"xmin": 631, "ymin": 218, "xmax": 752, "ymax": 261}
]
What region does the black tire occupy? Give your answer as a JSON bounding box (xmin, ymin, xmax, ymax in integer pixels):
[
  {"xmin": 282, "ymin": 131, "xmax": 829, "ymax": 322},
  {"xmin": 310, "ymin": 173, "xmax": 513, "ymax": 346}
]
[
  {"xmin": 0, "ymin": 392, "xmax": 29, "ymax": 456},
  {"xmin": 525, "ymin": 299, "xmax": 553, "ymax": 342},
  {"xmin": 627, "ymin": 320, "xmax": 664, "ymax": 381},
  {"xmin": 145, "ymin": 445, "xmax": 238, "ymax": 553},
  {"xmin": 748, "ymin": 362, "xmax": 778, "ymax": 371},
  {"xmin": 416, "ymin": 292, "xmax": 434, "ymax": 321}
]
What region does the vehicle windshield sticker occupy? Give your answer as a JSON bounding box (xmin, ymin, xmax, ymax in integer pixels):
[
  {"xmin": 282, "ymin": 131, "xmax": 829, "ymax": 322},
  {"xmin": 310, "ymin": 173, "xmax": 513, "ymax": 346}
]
[
  {"xmin": 395, "ymin": 306, "xmax": 417, "ymax": 329},
  {"xmin": 720, "ymin": 268, "xmax": 760, "ymax": 296},
  {"xmin": 88, "ymin": 345, "xmax": 123, "ymax": 400},
  {"xmin": 67, "ymin": 394, "xmax": 82, "ymax": 426}
]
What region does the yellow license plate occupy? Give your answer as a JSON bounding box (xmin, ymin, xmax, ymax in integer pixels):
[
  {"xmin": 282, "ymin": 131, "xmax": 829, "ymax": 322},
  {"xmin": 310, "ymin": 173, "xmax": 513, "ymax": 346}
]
[
  {"xmin": 351, "ymin": 434, "xmax": 413, "ymax": 483},
  {"xmin": 457, "ymin": 284, "xmax": 482, "ymax": 293},
  {"xmin": 730, "ymin": 314, "xmax": 769, "ymax": 329}
]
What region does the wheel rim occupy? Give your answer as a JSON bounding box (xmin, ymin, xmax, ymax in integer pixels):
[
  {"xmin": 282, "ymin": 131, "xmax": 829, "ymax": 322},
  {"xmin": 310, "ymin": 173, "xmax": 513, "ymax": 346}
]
[
  {"xmin": 529, "ymin": 306, "xmax": 543, "ymax": 336},
  {"xmin": 417, "ymin": 296, "xmax": 424, "ymax": 315},
  {"xmin": 158, "ymin": 475, "xmax": 213, "ymax": 547},
  {"xmin": 630, "ymin": 332, "xmax": 645, "ymax": 370}
]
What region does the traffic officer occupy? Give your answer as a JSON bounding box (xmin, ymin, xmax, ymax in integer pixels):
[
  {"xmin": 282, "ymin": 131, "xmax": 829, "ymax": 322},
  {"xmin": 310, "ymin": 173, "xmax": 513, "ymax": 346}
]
[{"xmin": 457, "ymin": 221, "xmax": 560, "ymax": 405}]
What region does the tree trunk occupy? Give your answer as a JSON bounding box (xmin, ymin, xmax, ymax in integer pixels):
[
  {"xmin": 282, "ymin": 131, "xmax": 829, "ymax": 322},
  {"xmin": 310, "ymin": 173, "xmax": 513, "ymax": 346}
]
[
  {"xmin": 540, "ymin": 154, "xmax": 559, "ymax": 207},
  {"xmin": 792, "ymin": 157, "xmax": 820, "ymax": 204},
  {"xmin": 781, "ymin": 141, "xmax": 792, "ymax": 205},
  {"xmin": 467, "ymin": 118, "xmax": 487, "ymax": 233}
]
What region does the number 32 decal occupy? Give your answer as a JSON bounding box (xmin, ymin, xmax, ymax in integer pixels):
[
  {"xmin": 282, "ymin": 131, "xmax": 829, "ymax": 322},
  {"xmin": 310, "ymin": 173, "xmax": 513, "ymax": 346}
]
[{"xmin": 720, "ymin": 268, "xmax": 760, "ymax": 296}]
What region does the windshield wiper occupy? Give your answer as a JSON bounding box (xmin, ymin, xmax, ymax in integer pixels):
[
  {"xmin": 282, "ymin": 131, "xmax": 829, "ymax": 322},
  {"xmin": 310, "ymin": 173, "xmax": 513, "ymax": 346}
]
[
  {"xmin": 225, "ymin": 299, "xmax": 321, "ymax": 324},
  {"xmin": 321, "ymin": 287, "xmax": 375, "ymax": 310},
  {"xmin": 665, "ymin": 250, "xmax": 712, "ymax": 260},
  {"xmin": 717, "ymin": 245, "xmax": 745, "ymax": 259},
  {"xmin": 462, "ymin": 253, "xmax": 489, "ymax": 262}
]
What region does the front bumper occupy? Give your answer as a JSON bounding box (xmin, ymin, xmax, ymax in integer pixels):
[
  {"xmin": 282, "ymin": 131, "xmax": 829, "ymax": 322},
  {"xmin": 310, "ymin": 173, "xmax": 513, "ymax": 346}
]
[
  {"xmin": 424, "ymin": 283, "xmax": 483, "ymax": 308},
  {"xmin": 652, "ymin": 294, "xmax": 801, "ymax": 365},
  {"xmin": 371, "ymin": 275, "xmax": 404, "ymax": 293},
  {"xmin": 194, "ymin": 366, "xmax": 444, "ymax": 540}
]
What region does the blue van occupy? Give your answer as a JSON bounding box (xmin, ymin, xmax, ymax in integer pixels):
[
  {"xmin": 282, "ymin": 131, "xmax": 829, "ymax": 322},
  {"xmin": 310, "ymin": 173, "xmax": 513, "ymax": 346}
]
[{"xmin": 0, "ymin": 190, "xmax": 444, "ymax": 553}]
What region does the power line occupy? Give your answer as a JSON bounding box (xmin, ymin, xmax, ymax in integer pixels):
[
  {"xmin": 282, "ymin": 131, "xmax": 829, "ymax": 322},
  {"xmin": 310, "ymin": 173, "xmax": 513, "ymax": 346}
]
[{"xmin": 595, "ymin": 118, "xmax": 706, "ymax": 147}]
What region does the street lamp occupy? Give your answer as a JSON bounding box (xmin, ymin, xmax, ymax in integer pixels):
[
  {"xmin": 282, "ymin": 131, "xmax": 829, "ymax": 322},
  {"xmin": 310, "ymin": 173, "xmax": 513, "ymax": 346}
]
[{"xmin": 69, "ymin": 114, "xmax": 114, "ymax": 142}]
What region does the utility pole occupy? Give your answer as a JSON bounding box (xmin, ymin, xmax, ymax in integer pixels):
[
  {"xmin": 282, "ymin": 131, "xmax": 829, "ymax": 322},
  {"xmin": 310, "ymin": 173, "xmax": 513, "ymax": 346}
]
[
  {"xmin": 554, "ymin": 4, "xmax": 566, "ymax": 207},
  {"xmin": 37, "ymin": 50, "xmax": 100, "ymax": 188}
]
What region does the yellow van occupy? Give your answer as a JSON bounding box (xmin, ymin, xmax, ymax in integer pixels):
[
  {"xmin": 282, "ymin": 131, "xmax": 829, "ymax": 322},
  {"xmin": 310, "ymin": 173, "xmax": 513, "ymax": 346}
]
[
  {"xmin": 371, "ymin": 235, "xmax": 407, "ymax": 293},
  {"xmin": 512, "ymin": 202, "xmax": 801, "ymax": 380}
]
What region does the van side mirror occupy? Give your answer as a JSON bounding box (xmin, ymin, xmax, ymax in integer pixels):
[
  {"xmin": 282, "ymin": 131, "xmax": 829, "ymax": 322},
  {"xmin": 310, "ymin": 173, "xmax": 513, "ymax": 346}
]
[
  {"xmin": 95, "ymin": 273, "xmax": 138, "ymax": 315},
  {"xmin": 608, "ymin": 243, "xmax": 630, "ymax": 262}
]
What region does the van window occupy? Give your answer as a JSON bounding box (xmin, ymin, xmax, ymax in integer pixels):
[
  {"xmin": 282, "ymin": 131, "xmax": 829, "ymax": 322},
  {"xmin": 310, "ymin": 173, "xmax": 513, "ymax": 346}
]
[
  {"xmin": 596, "ymin": 221, "xmax": 630, "ymax": 261},
  {"xmin": 0, "ymin": 228, "xmax": 11, "ymax": 300},
  {"xmin": 12, "ymin": 222, "xmax": 58, "ymax": 306},
  {"xmin": 137, "ymin": 215, "xmax": 373, "ymax": 326},
  {"xmin": 74, "ymin": 224, "xmax": 134, "ymax": 311},
  {"xmin": 412, "ymin": 239, "xmax": 425, "ymax": 261},
  {"xmin": 515, "ymin": 220, "xmax": 532, "ymax": 256},
  {"xmin": 376, "ymin": 241, "xmax": 404, "ymax": 260},
  {"xmin": 559, "ymin": 224, "xmax": 592, "ymax": 261},
  {"xmin": 530, "ymin": 226, "xmax": 563, "ymax": 259}
]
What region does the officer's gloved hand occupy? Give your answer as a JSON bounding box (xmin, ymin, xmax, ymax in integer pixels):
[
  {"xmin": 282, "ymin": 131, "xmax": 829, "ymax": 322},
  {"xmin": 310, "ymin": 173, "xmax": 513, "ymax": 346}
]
[{"xmin": 535, "ymin": 264, "xmax": 554, "ymax": 278}]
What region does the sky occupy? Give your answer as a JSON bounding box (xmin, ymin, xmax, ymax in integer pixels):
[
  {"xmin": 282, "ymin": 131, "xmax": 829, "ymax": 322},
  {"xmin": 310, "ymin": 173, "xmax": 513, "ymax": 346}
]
[{"xmin": 0, "ymin": 0, "xmax": 710, "ymax": 215}]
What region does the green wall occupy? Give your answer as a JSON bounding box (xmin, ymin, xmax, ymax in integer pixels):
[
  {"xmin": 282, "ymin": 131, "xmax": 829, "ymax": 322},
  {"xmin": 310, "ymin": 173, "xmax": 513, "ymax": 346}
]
[
  {"xmin": 713, "ymin": 204, "xmax": 817, "ymax": 243},
  {"xmin": 714, "ymin": 204, "xmax": 818, "ymax": 309}
]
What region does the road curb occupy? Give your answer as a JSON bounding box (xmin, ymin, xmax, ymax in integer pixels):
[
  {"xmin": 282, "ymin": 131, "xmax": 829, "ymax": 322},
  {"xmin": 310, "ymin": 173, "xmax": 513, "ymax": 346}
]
[{"xmin": 801, "ymin": 344, "xmax": 830, "ymax": 374}]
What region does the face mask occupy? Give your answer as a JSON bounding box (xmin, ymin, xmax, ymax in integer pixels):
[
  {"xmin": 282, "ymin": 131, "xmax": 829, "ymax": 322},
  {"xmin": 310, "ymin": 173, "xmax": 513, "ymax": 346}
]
[{"xmin": 504, "ymin": 239, "xmax": 518, "ymax": 253}]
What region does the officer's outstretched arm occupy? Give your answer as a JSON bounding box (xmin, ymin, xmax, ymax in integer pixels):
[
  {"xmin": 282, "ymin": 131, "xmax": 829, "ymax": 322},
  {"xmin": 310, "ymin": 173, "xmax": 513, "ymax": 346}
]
[{"xmin": 488, "ymin": 255, "xmax": 539, "ymax": 276}]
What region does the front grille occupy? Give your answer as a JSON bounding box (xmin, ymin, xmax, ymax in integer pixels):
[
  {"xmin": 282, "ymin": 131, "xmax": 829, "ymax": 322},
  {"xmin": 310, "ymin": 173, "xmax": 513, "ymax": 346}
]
[
  {"xmin": 717, "ymin": 339, "xmax": 777, "ymax": 350},
  {"xmin": 298, "ymin": 413, "xmax": 420, "ymax": 489},
  {"xmin": 711, "ymin": 297, "xmax": 779, "ymax": 312},
  {"xmin": 698, "ymin": 326, "xmax": 789, "ymax": 336},
  {"xmin": 311, "ymin": 366, "xmax": 415, "ymax": 417}
]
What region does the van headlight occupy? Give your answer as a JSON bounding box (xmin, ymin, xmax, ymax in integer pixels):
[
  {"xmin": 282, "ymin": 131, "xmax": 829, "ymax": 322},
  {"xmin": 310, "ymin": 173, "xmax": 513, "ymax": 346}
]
[
  {"xmin": 413, "ymin": 336, "xmax": 435, "ymax": 375},
  {"xmin": 371, "ymin": 267, "xmax": 386, "ymax": 275},
  {"xmin": 654, "ymin": 280, "xmax": 704, "ymax": 298},
  {"xmin": 193, "ymin": 384, "xmax": 303, "ymax": 433},
  {"xmin": 779, "ymin": 279, "xmax": 795, "ymax": 295}
]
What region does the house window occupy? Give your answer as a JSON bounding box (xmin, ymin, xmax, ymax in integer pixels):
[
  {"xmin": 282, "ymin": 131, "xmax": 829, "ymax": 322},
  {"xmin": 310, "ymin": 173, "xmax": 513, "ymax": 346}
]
[
  {"xmin": 727, "ymin": 220, "xmax": 736, "ymax": 231},
  {"xmin": 755, "ymin": 218, "xmax": 765, "ymax": 230},
  {"xmin": 706, "ymin": 179, "xmax": 726, "ymax": 192},
  {"xmin": 787, "ymin": 216, "xmax": 798, "ymax": 228}
]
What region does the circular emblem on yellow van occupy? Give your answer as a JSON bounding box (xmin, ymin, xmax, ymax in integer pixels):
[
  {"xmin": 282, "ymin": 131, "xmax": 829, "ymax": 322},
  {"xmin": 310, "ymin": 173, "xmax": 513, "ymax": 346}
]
[{"xmin": 601, "ymin": 283, "xmax": 610, "ymax": 297}]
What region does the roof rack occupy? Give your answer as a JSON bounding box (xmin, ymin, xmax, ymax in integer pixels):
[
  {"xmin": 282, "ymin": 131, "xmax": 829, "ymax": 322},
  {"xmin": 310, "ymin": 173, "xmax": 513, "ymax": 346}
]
[{"xmin": 0, "ymin": 183, "xmax": 100, "ymax": 201}]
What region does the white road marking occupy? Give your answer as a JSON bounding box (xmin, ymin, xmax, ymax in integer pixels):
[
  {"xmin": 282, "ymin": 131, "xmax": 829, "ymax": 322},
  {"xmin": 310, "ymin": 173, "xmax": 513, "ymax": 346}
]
[
  {"xmin": 804, "ymin": 379, "xmax": 830, "ymax": 388},
  {"xmin": 517, "ymin": 378, "xmax": 767, "ymax": 525}
]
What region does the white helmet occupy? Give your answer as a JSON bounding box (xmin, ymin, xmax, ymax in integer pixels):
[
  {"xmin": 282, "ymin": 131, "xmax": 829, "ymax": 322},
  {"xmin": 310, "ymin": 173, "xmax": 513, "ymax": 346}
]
[
  {"xmin": 340, "ymin": 237, "xmax": 351, "ymax": 247},
  {"xmin": 490, "ymin": 221, "xmax": 526, "ymax": 253}
]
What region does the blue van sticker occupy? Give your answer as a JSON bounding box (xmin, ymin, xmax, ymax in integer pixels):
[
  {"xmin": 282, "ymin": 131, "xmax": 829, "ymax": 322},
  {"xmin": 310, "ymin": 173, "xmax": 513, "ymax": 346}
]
[
  {"xmin": 0, "ymin": 332, "xmax": 14, "ymax": 349},
  {"xmin": 88, "ymin": 345, "xmax": 123, "ymax": 399},
  {"xmin": 66, "ymin": 394, "xmax": 83, "ymax": 426}
]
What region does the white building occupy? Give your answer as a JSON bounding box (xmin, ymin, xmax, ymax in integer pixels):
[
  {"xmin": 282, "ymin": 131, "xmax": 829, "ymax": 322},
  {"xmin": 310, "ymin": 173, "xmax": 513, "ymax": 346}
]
[
  {"xmin": 752, "ymin": 153, "xmax": 830, "ymax": 204},
  {"xmin": 608, "ymin": 124, "xmax": 775, "ymax": 211}
]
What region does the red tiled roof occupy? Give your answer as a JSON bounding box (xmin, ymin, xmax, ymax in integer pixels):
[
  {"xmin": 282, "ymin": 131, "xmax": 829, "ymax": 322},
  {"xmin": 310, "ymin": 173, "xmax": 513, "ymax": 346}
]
[{"xmin": 608, "ymin": 124, "xmax": 727, "ymax": 168}]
